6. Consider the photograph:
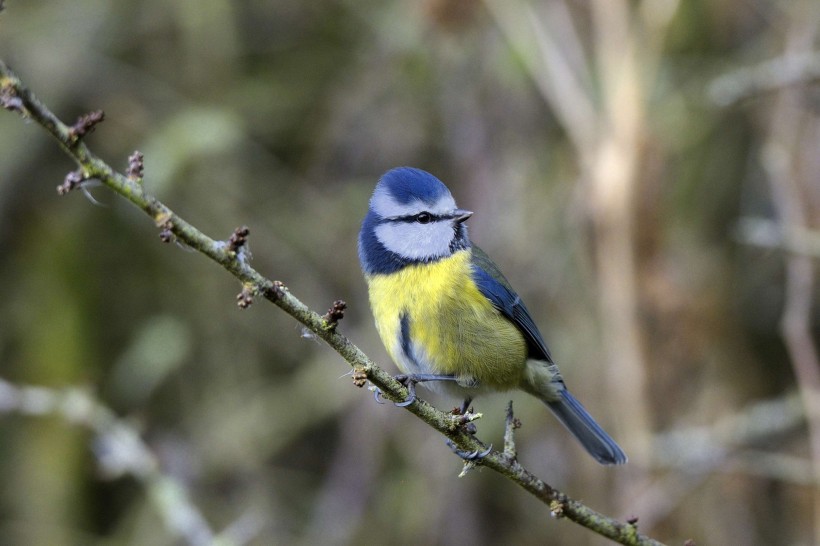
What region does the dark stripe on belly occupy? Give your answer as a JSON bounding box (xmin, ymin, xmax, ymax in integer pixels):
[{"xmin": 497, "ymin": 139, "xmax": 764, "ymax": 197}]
[{"xmin": 399, "ymin": 312, "xmax": 420, "ymax": 372}]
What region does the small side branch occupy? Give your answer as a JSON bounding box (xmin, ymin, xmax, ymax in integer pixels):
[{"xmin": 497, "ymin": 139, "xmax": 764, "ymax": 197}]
[
  {"xmin": 67, "ymin": 109, "xmax": 105, "ymax": 143},
  {"xmin": 503, "ymin": 400, "xmax": 521, "ymax": 461}
]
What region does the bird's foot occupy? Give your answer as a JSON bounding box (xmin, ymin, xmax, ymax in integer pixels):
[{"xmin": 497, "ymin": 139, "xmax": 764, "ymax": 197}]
[
  {"xmin": 393, "ymin": 373, "xmax": 457, "ymax": 407},
  {"xmin": 446, "ymin": 439, "xmax": 492, "ymax": 461},
  {"xmin": 449, "ymin": 397, "xmax": 473, "ymax": 416},
  {"xmin": 447, "ymin": 398, "xmax": 480, "ymax": 434},
  {"xmin": 371, "ymin": 374, "xmax": 457, "ymax": 406}
]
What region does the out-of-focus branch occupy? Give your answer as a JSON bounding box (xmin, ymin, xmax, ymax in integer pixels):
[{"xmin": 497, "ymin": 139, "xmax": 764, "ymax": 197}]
[
  {"xmin": 633, "ymin": 392, "xmax": 806, "ymax": 528},
  {"xmin": 0, "ymin": 378, "xmax": 264, "ymax": 546},
  {"xmin": 483, "ymin": 0, "xmax": 598, "ymax": 154},
  {"xmin": 766, "ymin": 140, "xmax": 820, "ymax": 542},
  {"xmin": 654, "ymin": 393, "xmax": 805, "ymax": 471},
  {"xmin": 0, "ymin": 60, "xmax": 668, "ymax": 546},
  {"xmin": 487, "ymin": 1, "xmax": 681, "ymax": 478},
  {"xmin": 760, "ymin": 11, "xmax": 820, "ymax": 544},
  {"xmin": 735, "ymin": 217, "xmax": 820, "ymax": 258},
  {"xmin": 709, "ymin": 52, "xmax": 820, "ymax": 107},
  {"xmin": 585, "ymin": 0, "xmax": 655, "ymax": 477}
]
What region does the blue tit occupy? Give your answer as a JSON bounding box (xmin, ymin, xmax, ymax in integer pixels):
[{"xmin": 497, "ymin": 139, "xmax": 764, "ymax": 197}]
[{"xmin": 358, "ymin": 167, "xmax": 626, "ymax": 465}]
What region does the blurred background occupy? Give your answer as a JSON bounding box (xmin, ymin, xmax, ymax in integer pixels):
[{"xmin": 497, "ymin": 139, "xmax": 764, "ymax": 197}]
[{"xmin": 0, "ymin": 1, "xmax": 818, "ymax": 545}]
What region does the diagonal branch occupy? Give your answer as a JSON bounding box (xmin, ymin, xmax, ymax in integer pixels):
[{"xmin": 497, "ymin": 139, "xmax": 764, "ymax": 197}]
[{"xmin": 0, "ymin": 59, "xmax": 667, "ymax": 546}]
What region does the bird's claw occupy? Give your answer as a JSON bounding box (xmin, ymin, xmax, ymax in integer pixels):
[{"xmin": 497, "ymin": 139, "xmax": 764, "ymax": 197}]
[
  {"xmin": 394, "ymin": 374, "xmax": 418, "ymax": 407},
  {"xmin": 446, "ymin": 440, "xmax": 493, "ymax": 461},
  {"xmin": 370, "ymin": 376, "xmax": 416, "ymax": 406}
]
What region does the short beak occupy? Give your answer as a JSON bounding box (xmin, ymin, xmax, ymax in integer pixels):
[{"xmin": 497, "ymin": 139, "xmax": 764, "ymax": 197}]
[{"xmin": 453, "ymin": 209, "xmax": 473, "ymax": 223}]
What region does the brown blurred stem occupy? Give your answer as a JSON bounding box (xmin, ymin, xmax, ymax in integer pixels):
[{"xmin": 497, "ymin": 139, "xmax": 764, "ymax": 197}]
[
  {"xmin": 0, "ymin": 59, "xmax": 666, "ymax": 546},
  {"xmin": 761, "ymin": 12, "xmax": 820, "ymax": 544}
]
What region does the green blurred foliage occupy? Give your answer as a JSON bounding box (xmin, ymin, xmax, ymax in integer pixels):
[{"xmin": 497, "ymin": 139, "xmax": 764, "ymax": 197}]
[{"xmin": 0, "ymin": 1, "xmax": 818, "ymax": 545}]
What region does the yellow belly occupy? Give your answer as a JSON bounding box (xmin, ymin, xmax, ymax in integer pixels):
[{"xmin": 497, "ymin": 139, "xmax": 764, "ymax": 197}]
[{"xmin": 365, "ymin": 249, "xmax": 527, "ymax": 390}]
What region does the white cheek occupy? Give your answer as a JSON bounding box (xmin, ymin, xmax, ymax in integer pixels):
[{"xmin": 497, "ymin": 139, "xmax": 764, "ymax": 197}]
[{"xmin": 375, "ymin": 222, "xmax": 454, "ymax": 260}]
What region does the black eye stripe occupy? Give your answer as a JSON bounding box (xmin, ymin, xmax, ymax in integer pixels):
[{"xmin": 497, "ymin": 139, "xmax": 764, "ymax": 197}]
[{"xmin": 389, "ymin": 212, "xmax": 443, "ymax": 224}]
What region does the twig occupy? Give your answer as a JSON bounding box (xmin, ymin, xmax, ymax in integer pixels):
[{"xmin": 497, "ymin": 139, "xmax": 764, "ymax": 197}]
[
  {"xmin": 502, "ymin": 400, "xmax": 521, "ymax": 461},
  {"xmin": 0, "ymin": 59, "xmax": 667, "ymax": 546}
]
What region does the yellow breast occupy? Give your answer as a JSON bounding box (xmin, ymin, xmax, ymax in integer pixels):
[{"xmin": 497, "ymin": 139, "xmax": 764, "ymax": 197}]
[{"xmin": 365, "ymin": 249, "xmax": 527, "ymax": 390}]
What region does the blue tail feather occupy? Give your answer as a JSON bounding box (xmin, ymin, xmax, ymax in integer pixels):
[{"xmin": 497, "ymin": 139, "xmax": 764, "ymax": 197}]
[{"xmin": 546, "ymin": 389, "xmax": 627, "ymax": 465}]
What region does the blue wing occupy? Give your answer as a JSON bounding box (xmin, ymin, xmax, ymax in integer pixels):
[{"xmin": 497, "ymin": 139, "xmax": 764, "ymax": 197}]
[{"xmin": 470, "ymin": 246, "xmax": 553, "ymax": 362}]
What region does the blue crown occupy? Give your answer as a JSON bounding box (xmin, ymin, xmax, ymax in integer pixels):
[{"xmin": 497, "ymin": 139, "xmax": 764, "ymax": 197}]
[{"xmin": 378, "ymin": 167, "xmax": 450, "ymax": 206}]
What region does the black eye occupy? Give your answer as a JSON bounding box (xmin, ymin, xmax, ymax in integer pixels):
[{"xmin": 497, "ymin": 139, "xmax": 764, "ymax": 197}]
[{"xmin": 416, "ymin": 212, "xmax": 432, "ymax": 224}]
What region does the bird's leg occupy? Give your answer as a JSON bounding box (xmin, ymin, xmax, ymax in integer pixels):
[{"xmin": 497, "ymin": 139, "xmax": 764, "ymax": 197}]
[
  {"xmin": 393, "ymin": 373, "xmax": 457, "ymax": 407},
  {"xmin": 372, "ymin": 374, "xmax": 455, "ymax": 405},
  {"xmin": 385, "ymin": 378, "xmax": 490, "ymax": 460},
  {"xmin": 456, "ymin": 397, "xmax": 478, "ymax": 434}
]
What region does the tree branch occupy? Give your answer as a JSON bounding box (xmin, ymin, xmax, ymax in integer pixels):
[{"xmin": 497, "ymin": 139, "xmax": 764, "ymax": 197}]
[{"xmin": 0, "ymin": 59, "xmax": 668, "ymax": 546}]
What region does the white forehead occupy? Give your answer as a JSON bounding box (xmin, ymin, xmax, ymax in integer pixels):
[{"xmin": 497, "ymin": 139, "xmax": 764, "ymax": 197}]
[{"xmin": 371, "ymin": 185, "xmax": 457, "ymax": 218}]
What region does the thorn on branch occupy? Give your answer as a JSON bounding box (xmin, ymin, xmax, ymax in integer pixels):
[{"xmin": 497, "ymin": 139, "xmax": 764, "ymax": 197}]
[
  {"xmin": 68, "ymin": 110, "xmax": 104, "ymax": 143},
  {"xmin": 57, "ymin": 169, "xmax": 88, "ymax": 195},
  {"xmin": 228, "ymin": 226, "xmax": 250, "ymax": 253},
  {"xmin": 127, "ymin": 151, "xmax": 144, "ymax": 180},
  {"xmin": 236, "ymin": 284, "xmax": 254, "ymax": 309},
  {"xmin": 352, "ymin": 367, "xmax": 367, "ymax": 388},
  {"xmin": 322, "ymin": 300, "xmax": 347, "ymax": 331},
  {"xmin": 626, "ymin": 515, "xmax": 639, "ymax": 526}
]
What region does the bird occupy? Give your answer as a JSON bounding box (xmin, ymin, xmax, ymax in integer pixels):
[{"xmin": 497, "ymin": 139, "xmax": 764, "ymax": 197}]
[{"xmin": 358, "ymin": 166, "xmax": 627, "ymax": 465}]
